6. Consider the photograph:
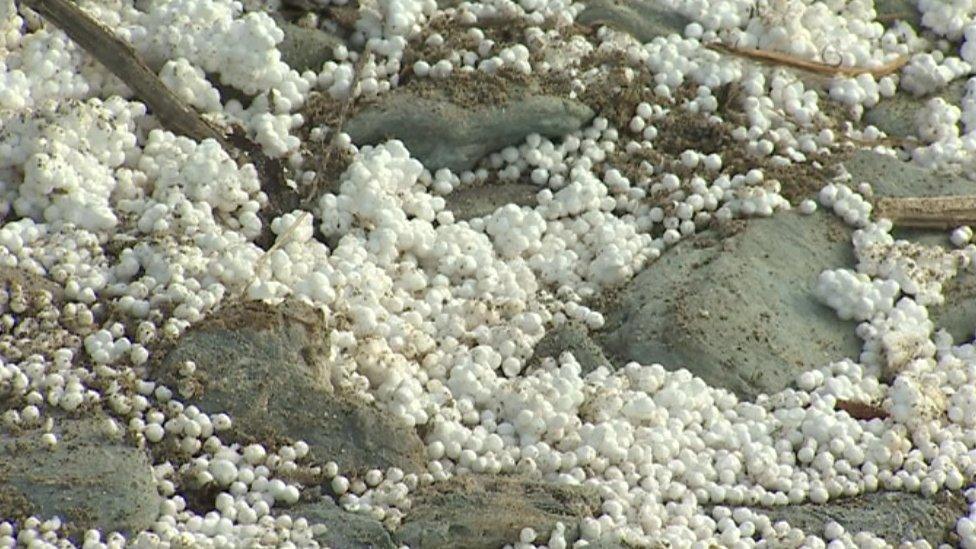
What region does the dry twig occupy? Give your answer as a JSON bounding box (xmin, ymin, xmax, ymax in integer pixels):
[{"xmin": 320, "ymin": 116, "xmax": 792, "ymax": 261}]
[
  {"xmin": 20, "ymin": 0, "xmax": 292, "ymax": 251},
  {"xmin": 876, "ymin": 195, "xmax": 976, "ymax": 229},
  {"xmin": 234, "ymin": 210, "xmax": 312, "ymax": 302},
  {"xmin": 706, "ymin": 42, "xmax": 909, "ymax": 78},
  {"xmin": 238, "ymin": 53, "xmax": 371, "ymax": 300},
  {"xmin": 20, "ymin": 0, "xmax": 230, "ymax": 147}
]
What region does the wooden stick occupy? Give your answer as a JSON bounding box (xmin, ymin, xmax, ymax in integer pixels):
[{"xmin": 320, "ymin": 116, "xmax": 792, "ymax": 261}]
[
  {"xmin": 20, "ymin": 0, "xmax": 232, "ymax": 149},
  {"xmin": 234, "ymin": 210, "xmax": 311, "ymax": 302},
  {"xmin": 875, "ymin": 12, "xmax": 917, "ymax": 23},
  {"xmin": 706, "ymin": 42, "xmax": 909, "ymax": 78},
  {"xmin": 21, "ymin": 0, "xmax": 293, "ymax": 250},
  {"xmin": 875, "ymin": 195, "xmax": 976, "ymax": 229}
]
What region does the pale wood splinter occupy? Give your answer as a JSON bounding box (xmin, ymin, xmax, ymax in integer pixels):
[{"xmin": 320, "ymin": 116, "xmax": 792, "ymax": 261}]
[
  {"xmin": 706, "ymin": 42, "xmax": 909, "ymax": 78},
  {"xmin": 875, "ymin": 195, "xmax": 976, "ymax": 229}
]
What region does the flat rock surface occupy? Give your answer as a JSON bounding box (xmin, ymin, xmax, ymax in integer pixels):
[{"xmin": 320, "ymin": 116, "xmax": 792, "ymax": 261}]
[
  {"xmin": 274, "ymin": 16, "xmax": 345, "ymax": 73},
  {"xmin": 577, "ymin": 0, "xmax": 690, "ymax": 43},
  {"xmin": 345, "ymin": 87, "xmax": 593, "ymax": 172},
  {"xmin": 0, "ymin": 417, "xmax": 161, "ymax": 538},
  {"xmin": 844, "ymin": 149, "xmax": 975, "ymax": 199},
  {"xmin": 529, "ymin": 320, "xmax": 611, "ymax": 375},
  {"xmin": 394, "ymin": 474, "xmax": 601, "ymax": 549},
  {"xmin": 279, "ymin": 498, "xmax": 396, "ymax": 549},
  {"xmin": 842, "ymin": 150, "xmax": 976, "ymax": 341},
  {"xmin": 844, "ymin": 149, "xmax": 972, "ymax": 247},
  {"xmin": 874, "ymin": 0, "xmax": 922, "ymax": 30},
  {"xmin": 756, "ymin": 490, "xmax": 967, "ymax": 546},
  {"xmin": 863, "ymin": 79, "xmax": 966, "ymax": 140},
  {"xmin": 446, "ymin": 182, "xmax": 539, "ymax": 221},
  {"xmin": 153, "ymin": 300, "xmax": 427, "ymax": 473},
  {"xmin": 595, "ymin": 211, "xmax": 861, "ymax": 400}
]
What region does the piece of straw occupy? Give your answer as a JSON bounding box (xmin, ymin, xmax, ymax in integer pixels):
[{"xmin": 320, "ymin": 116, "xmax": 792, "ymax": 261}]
[{"xmin": 706, "ymin": 42, "xmax": 909, "ymax": 78}]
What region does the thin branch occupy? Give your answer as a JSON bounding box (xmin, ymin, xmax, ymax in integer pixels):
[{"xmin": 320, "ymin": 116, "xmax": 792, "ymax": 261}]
[
  {"xmin": 235, "ymin": 53, "xmax": 369, "ymax": 301},
  {"xmin": 236, "ymin": 210, "xmax": 312, "ymax": 302},
  {"xmin": 21, "ymin": 0, "xmax": 292, "ymax": 251},
  {"xmin": 876, "ymin": 195, "xmax": 976, "ymax": 229},
  {"xmin": 20, "ymin": 0, "xmax": 231, "ymax": 148},
  {"xmin": 706, "ymin": 42, "xmax": 909, "ymax": 78}
]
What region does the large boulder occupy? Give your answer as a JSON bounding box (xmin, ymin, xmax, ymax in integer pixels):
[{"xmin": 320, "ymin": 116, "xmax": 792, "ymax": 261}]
[
  {"xmin": 280, "ymin": 497, "xmax": 396, "ymax": 549},
  {"xmin": 756, "ymin": 490, "xmax": 967, "ymax": 546},
  {"xmin": 0, "ymin": 417, "xmax": 162, "ymax": 538},
  {"xmin": 446, "ymin": 182, "xmax": 539, "ymax": 221},
  {"xmin": 595, "ymin": 211, "xmax": 861, "ymax": 399},
  {"xmin": 395, "ymin": 474, "xmax": 601, "ymax": 549},
  {"xmin": 345, "ymin": 80, "xmax": 593, "ymax": 172},
  {"xmin": 153, "ymin": 300, "xmax": 427, "ymax": 473},
  {"xmin": 576, "ymin": 0, "xmax": 690, "ymax": 43}
]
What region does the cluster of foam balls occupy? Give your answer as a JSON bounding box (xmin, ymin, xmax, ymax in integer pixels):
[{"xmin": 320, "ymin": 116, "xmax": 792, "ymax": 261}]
[{"xmin": 4, "ymin": 0, "xmax": 976, "ymax": 545}]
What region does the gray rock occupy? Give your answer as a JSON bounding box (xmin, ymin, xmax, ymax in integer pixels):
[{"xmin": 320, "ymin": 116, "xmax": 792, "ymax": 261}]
[
  {"xmin": 345, "ymin": 89, "xmax": 593, "ymax": 173},
  {"xmin": 280, "ymin": 497, "xmax": 396, "ymax": 549},
  {"xmin": 446, "ymin": 182, "xmax": 539, "ymax": 221},
  {"xmin": 394, "ymin": 474, "xmax": 600, "ymax": 549},
  {"xmin": 844, "ymin": 149, "xmax": 975, "ymax": 200},
  {"xmin": 576, "ymin": 0, "xmax": 690, "ymax": 43},
  {"xmin": 153, "ymin": 300, "xmax": 426, "ymax": 473},
  {"xmin": 0, "ymin": 417, "xmax": 161, "ymax": 538},
  {"xmin": 274, "ymin": 16, "xmax": 345, "ymax": 73},
  {"xmin": 529, "ymin": 321, "xmax": 612, "ymax": 375},
  {"xmin": 841, "ymin": 150, "xmax": 976, "ymax": 343},
  {"xmin": 756, "ymin": 490, "xmax": 966, "ymax": 546},
  {"xmin": 843, "ymin": 149, "xmax": 975, "ymax": 247},
  {"xmin": 936, "ymin": 270, "xmax": 976, "ymax": 344},
  {"xmin": 864, "ymin": 79, "xmax": 966, "ymax": 140},
  {"xmin": 874, "ymin": 0, "xmax": 922, "ymax": 31},
  {"xmin": 595, "ymin": 211, "xmax": 862, "ymax": 400}
]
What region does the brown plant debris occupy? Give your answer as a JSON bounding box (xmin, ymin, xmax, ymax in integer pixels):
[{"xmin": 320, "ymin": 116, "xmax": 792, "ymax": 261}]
[
  {"xmin": 835, "ymin": 399, "xmax": 889, "ymax": 420},
  {"xmin": 706, "ymin": 42, "xmax": 909, "ymax": 78}
]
